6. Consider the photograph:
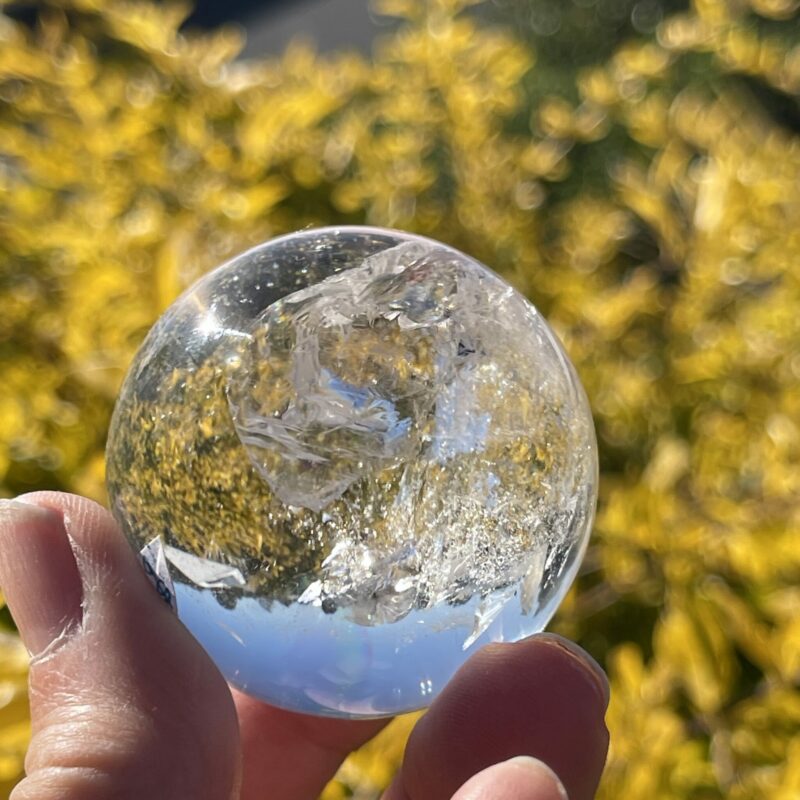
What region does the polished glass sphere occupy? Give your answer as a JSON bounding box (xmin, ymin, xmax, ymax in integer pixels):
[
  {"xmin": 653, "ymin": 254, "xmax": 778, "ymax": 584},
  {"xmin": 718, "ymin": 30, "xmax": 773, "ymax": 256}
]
[{"xmin": 106, "ymin": 226, "xmax": 597, "ymax": 718}]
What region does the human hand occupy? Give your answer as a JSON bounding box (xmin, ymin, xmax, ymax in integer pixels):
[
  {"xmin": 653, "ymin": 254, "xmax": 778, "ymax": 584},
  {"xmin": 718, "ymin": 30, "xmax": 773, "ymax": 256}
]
[{"xmin": 0, "ymin": 493, "xmax": 608, "ymax": 800}]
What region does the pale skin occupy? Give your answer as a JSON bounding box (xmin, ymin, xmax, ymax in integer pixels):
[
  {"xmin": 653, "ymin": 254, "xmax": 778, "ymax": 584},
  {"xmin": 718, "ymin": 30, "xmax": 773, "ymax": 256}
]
[{"xmin": 0, "ymin": 492, "xmax": 609, "ymax": 800}]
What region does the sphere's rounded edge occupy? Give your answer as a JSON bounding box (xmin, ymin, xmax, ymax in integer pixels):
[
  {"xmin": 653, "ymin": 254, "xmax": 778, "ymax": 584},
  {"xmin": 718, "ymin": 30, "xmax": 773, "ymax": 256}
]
[
  {"xmin": 184, "ymin": 225, "xmax": 410, "ymax": 295},
  {"xmin": 226, "ymin": 672, "xmax": 430, "ymax": 720},
  {"xmin": 553, "ymin": 332, "xmax": 599, "ymax": 609}
]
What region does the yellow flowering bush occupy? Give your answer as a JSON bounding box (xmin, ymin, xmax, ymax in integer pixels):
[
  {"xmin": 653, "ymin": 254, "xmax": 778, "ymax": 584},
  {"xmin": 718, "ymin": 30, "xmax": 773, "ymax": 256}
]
[{"xmin": 1, "ymin": 0, "xmax": 798, "ymax": 797}]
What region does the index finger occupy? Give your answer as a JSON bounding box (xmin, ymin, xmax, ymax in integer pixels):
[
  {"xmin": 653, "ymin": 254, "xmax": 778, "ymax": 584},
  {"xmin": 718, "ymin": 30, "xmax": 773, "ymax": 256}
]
[{"xmin": 383, "ymin": 634, "xmax": 610, "ymax": 800}]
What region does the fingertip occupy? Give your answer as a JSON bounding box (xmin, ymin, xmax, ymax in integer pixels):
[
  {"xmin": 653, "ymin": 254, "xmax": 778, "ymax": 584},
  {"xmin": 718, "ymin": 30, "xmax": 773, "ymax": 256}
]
[
  {"xmin": 451, "ymin": 757, "xmax": 568, "ymax": 800},
  {"xmin": 394, "ymin": 633, "xmax": 609, "ymax": 800},
  {"xmin": 0, "ymin": 498, "xmax": 83, "ymax": 657},
  {"xmin": 7, "ymin": 492, "xmax": 182, "ymax": 663},
  {"xmin": 529, "ymin": 634, "xmax": 609, "ymax": 710},
  {"xmin": 15, "ymin": 492, "xmax": 158, "ymax": 611}
]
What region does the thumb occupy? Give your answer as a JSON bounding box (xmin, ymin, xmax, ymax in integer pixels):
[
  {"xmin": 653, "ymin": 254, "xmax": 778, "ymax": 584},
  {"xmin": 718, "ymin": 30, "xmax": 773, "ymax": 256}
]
[
  {"xmin": 0, "ymin": 493, "xmax": 240, "ymax": 800},
  {"xmin": 451, "ymin": 757, "xmax": 568, "ymax": 800}
]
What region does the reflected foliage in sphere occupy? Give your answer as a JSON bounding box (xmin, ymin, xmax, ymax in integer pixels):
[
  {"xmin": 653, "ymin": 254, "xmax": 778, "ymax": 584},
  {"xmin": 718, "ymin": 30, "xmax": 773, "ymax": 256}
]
[{"xmin": 106, "ymin": 227, "xmax": 598, "ymax": 718}]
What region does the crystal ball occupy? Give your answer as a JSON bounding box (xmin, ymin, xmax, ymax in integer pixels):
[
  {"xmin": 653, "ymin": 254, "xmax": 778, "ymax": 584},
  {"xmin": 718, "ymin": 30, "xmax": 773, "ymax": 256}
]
[{"xmin": 106, "ymin": 226, "xmax": 597, "ymax": 718}]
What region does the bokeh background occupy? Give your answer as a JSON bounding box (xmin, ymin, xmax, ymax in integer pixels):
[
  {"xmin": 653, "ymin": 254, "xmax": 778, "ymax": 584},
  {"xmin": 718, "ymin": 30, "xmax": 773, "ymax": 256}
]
[{"xmin": 1, "ymin": 0, "xmax": 799, "ymax": 796}]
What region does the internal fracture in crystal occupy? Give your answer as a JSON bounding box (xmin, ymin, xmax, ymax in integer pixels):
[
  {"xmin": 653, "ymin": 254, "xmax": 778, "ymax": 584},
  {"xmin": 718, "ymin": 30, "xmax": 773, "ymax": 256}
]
[{"xmin": 106, "ymin": 227, "xmax": 597, "ymax": 718}]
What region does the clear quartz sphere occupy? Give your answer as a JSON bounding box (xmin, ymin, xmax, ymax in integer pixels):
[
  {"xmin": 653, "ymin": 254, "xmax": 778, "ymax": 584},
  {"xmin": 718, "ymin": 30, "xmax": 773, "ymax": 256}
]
[{"xmin": 106, "ymin": 226, "xmax": 598, "ymax": 718}]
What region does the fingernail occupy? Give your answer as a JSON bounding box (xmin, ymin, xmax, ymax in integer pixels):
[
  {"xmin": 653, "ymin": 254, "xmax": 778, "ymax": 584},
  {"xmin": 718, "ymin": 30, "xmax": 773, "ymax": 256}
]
[
  {"xmin": 505, "ymin": 757, "xmax": 568, "ymax": 799},
  {"xmin": 534, "ymin": 633, "xmax": 610, "ymax": 709},
  {"xmin": 0, "ymin": 499, "xmax": 84, "ymax": 656}
]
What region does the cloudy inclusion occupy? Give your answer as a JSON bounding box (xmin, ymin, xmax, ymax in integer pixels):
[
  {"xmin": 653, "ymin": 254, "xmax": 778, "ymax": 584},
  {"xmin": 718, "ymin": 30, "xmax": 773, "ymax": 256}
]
[{"xmin": 106, "ymin": 227, "xmax": 597, "ymax": 718}]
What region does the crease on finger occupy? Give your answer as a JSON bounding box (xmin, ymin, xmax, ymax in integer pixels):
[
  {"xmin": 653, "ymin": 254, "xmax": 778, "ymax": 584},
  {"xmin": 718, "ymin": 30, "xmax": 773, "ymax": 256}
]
[{"xmin": 28, "ymin": 622, "xmax": 83, "ymax": 668}]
